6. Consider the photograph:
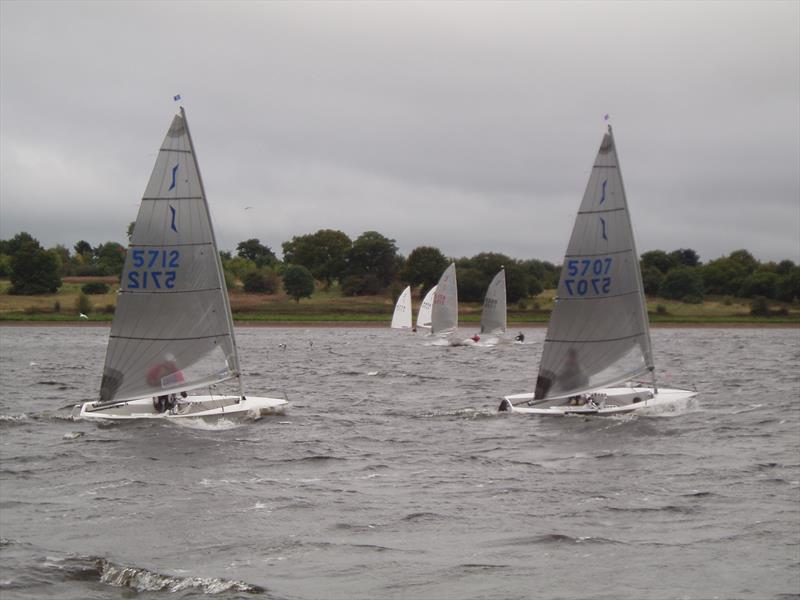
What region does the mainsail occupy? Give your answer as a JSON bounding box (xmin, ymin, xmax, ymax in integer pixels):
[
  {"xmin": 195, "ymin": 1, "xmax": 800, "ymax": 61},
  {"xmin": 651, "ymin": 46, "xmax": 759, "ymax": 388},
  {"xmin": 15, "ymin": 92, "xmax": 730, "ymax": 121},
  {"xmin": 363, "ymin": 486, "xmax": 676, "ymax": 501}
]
[
  {"xmin": 534, "ymin": 126, "xmax": 653, "ymax": 400},
  {"xmin": 417, "ymin": 285, "xmax": 437, "ymax": 330},
  {"xmin": 431, "ymin": 263, "xmax": 458, "ymax": 335},
  {"xmin": 99, "ymin": 108, "xmax": 240, "ymax": 404},
  {"xmin": 480, "ymin": 268, "xmax": 507, "ymax": 335},
  {"xmin": 391, "ymin": 286, "xmax": 412, "ymax": 329}
]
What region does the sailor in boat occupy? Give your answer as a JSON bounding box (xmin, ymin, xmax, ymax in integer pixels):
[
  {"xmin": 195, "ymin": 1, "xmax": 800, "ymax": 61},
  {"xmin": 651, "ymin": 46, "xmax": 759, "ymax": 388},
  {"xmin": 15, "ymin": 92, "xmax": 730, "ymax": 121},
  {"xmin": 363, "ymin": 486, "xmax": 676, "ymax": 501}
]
[
  {"xmin": 471, "ymin": 334, "xmax": 480, "ymax": 343},
  {"xmin": 514, "ymin": 332, "xmax": 525, "ymax": 342},
  {"xmin": 560, "ymin": 348, "xmax": 588, "ymax": 405}
]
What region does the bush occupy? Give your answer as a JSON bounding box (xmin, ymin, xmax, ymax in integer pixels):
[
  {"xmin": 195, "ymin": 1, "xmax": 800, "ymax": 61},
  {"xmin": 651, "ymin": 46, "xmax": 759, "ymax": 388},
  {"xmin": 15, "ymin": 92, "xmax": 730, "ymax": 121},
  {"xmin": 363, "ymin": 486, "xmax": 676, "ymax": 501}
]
[
  {"xmin": 76, "ymin": 292, "xmax": 92, "ymax": 315},
  {"xmin": 242, "ymin": 268, "xmax": 279, "ymax": 294},
  {"xmin": 341, "ymin": 274, "xmax": 381, "ymax": 296},
  {"xmin": 81, "ymin": 282, "xmax": 110, "ymax": 295},
  {"xmin": 682, "ymin": 294, "xmax": 703, "ymax": 305},
  {"xmin": 660, "ymin": 267, "xmax": 704, "ymax": 302},
  {"xmin": 53, "ymin": 301, "xmax": 61, "ymax": 313},
  {"xmin": 656, "ymin": 304, "xmax": 668, "ymax": 315},
  {"xmin": 103, "ymin": 304, "xmax": 116, "ymax": 314},
  {"xmin": 750, "ymin": 296, "xmax": 769, "ymax": 316}
]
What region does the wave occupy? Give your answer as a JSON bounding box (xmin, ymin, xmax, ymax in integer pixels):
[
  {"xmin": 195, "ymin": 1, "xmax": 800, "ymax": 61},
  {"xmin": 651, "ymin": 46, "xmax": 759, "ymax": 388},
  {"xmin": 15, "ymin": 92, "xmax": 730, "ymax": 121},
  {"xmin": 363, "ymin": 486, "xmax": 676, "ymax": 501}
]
[
  {"xmin": 498, "ymin": 533, "xmax": 622, "ymax": 546},
  {"xmin": 37, "ymin": 555, "xmax": 266, "ymax": 595}
]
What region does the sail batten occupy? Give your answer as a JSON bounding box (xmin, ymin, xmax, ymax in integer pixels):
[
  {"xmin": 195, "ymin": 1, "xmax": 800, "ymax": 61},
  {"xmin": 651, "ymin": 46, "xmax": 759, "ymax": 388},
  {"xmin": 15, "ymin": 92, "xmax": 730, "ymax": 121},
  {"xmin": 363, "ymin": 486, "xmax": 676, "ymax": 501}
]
[
  {"xmin": 534, "ymin": 127, "xmax": 653, "ymax": 401},
  {"xmin": 98, "ymin": 109, "xmax": 240, "ymax": 405}
]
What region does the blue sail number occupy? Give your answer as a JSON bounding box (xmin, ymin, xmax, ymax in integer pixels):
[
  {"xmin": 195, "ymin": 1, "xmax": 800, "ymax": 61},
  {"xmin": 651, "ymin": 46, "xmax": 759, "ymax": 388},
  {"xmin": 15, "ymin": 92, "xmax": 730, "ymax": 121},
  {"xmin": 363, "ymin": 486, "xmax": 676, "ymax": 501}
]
[
  {"xmin": 563, "ymin": 257, "xmax": 612, "ymax": 296},
  {"xmin": 128, "ymin": 249, "xmax": 180, "ymax": 289}
]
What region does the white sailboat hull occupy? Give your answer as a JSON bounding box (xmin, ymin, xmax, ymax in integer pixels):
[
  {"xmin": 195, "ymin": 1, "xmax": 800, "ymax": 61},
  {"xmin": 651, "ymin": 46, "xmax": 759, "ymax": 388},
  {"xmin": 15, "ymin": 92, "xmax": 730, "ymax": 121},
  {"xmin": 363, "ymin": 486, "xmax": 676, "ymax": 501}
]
[
  {"xmin": 72, "ymin": 395, "xmax": 288, "ymax": 421},
  {"xmin": 499, "ymin": 386, "xmax": 697, "ymax": 416}
]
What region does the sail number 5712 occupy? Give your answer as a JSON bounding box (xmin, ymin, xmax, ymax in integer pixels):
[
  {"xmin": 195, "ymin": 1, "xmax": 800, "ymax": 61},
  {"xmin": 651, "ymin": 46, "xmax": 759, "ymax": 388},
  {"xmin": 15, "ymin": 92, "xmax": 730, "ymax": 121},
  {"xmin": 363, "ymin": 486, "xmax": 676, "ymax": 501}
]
[
  {"xmin": 127, "ymin": 249, "xmax": 180, "ymax": 289},
  {"xmin": 564, "ymin": 257, "xmax": 612, "ymax": 296}
]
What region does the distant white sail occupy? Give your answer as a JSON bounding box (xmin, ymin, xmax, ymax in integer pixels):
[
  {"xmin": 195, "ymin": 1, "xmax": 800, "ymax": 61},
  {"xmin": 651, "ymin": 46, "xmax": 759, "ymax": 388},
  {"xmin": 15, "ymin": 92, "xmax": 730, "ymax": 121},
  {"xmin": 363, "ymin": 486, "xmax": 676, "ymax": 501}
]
[
  {"xmin": 480, "ymin": 268, "xmax": 507, "ymax": 335},
  {"xmin": 431, "ymin": 263, "xmax": 458, "ymax": 335},
  {"xmin": 534, "ymin": 126, "xmax": 652, "ymax": 400},
  {"xmin": 417, "ymin": 285, "xmax": 437, "ymax": 330},
  {"xmin": 99, "ymin": 109, "xmax": 238, "ymax": 404},
  {"xmin": 391, "ymin": 286, "xmax": 413, "ymax": 329}
]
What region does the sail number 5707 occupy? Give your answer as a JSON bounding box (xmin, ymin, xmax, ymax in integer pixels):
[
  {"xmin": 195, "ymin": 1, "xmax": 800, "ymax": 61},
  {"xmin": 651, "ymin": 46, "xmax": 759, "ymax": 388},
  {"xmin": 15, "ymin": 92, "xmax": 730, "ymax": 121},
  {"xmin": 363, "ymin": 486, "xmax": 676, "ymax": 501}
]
[
  {"xmin": 564, "ymin": 257, "xmax": 612, "ymax": 296},
  {"xmin": 127, "ymin": 249, "xmax": 180, "ymax": 289}
]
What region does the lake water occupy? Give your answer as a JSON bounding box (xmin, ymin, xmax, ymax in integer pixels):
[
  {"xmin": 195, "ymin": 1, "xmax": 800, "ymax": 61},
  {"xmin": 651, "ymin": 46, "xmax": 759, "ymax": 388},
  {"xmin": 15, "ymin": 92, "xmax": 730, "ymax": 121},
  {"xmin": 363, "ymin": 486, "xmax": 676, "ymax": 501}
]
[{"xmin": 0, "ymin": 325, "xmax": 798, "ymax": 599}]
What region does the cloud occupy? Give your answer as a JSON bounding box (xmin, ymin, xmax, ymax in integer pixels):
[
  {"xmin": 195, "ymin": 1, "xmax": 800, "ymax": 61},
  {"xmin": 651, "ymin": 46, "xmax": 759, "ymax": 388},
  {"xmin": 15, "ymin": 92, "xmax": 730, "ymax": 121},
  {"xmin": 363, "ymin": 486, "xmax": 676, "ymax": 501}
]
[{"xmin": 1, "ymin": 1, "xmax": 798, "ymax": 263}]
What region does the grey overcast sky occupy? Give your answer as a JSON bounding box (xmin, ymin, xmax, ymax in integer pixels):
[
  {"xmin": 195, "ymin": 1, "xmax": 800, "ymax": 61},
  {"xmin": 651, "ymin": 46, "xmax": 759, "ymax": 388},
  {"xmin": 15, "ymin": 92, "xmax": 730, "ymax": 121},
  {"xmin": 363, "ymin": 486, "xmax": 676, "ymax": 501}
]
[{"xmin": 1, "ymin": 0, "xmax": 798, "ymax": 264}]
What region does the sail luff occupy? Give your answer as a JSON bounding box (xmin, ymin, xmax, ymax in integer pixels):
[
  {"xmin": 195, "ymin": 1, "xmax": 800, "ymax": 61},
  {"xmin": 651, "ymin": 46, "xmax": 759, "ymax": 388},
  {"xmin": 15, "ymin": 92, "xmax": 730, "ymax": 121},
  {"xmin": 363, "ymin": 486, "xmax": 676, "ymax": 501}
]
[{"xmin": 179, "ymin": 107, "xmax": 242, "ymax": 382}]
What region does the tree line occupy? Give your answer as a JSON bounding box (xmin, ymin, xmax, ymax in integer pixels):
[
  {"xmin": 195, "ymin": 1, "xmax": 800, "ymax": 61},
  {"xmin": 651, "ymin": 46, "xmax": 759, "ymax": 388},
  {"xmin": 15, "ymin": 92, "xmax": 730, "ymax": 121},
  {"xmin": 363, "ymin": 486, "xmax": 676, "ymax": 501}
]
[{"xmin": 1, "ymin": 229, "xmax": 798, "ymax": 306}]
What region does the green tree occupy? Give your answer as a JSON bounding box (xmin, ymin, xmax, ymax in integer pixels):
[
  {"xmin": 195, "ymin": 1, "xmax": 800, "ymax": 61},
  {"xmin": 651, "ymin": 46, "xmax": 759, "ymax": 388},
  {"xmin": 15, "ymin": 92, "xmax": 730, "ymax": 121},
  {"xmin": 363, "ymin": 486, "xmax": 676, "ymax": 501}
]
[
  {"xmin": 401, "ymin": 246, "xmax": 449, "ymax": 291},
  {"xmin": 727, "ymin": 249, "xmax": 759, "ymax": 274},
  {"xmin": 242, "ymin": 267, "xmax": 279, "ymax": 293},
  {"xmin": 236, "ymin": 238, "xmax": 277, "ymax": 268},
  {"xmin": 641, "ymin": 250, "xmax": 677, "ymax": 274},
  {"xmin": 641, "ymin": 266, "xmax": 664, "ymax": 296},
  {"xmin": 283, "ymin": 264, "xmax": 315, "ymax": 302},
  {"xmin": 282, "ymin": 229, "xmax": 352, "ymax": 288},
  {"xmin": 739, "ymin": 271, "xmax": 779, "ymax": 299},
  {"xmin": 520, "ymin": 259, "xmax": 559, "ymax": 289},
  {"xmin": 73, "ymin": 239, "xmax": 93, "ymax": 257},
  {"xmin": 701, "ymin": 257, "xmax": 749, "ymax": 296},
  {"xmin": 0, "ymin": 232, "xmax": 36, "ymax": 256},
  {"xmin": 341, "ymin": 231, "xmax": 399, "ymax": 295},
  {"xmin": 776, "ymin": 266, "xmax": 800, "ymax": 303},
  {"xmin": 94, "ymin": 242, "xmax": 126, "ymax": 276},
  {"xmin": 660, "ymin": 267, "xmax": 704, "ymax": 302},
  {"xmin": 9, "ymin": 236, "xmax": 62, "ymax": 295},
  {"xmin": 669, "ymin": 248, "xmax": 701, "ymax": 268}
]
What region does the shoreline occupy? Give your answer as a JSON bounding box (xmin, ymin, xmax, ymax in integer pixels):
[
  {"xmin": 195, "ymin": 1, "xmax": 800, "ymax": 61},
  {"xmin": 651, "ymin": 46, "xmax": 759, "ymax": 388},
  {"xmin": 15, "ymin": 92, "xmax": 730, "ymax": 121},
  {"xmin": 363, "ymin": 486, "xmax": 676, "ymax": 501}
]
[{"xmin": 0, "ymin": 321, "xmax": 797, "ymax": 329}]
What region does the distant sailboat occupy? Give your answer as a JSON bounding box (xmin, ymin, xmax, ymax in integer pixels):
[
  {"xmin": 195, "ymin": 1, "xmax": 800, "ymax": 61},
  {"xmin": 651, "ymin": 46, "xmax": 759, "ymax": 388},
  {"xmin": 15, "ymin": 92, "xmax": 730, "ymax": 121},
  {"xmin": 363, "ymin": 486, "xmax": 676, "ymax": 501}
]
[
  {"xmin": 73, "ymin": 108, "xmax": 288, "ymax": 420},
  {"xmin": 478, "ymin": 268, "xmax": 507, "ymax": 343},
  {"xmin": 500, "ymin": 126, "xmax": 696, "ymax": 415},
  {"xmin": 416, "ymin": 285, "xmax": 437, "ymax": 332},
  {"xmin": 430, "ymin": 263, "xmax": 458, "ymax": 337},
  {"xmin": 391, "ymin": 285, "xmax": 413, "ymax": 329}
]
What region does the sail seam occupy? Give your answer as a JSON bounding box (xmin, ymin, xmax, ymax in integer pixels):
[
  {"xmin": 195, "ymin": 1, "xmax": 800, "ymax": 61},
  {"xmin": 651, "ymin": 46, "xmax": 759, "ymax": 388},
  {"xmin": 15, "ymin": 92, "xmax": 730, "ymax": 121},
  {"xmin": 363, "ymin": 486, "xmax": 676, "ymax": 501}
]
[
  {"xmin": 578, "ymin": 207, "xmax": 626, "ymax": 215},
  {"xmin": 110, "ymin": 333, "xmax": 231, "ymax": 341},
  {"xmin": 159, "ymin": 148, "xmax": 192, "ymax": 153},
  {"xmin": 142, "ymin": 196, "xmax": 203, "ymax": 201},
  {"xmin": 545, "ymin": 332, "xmax": 645, "ymax": 343},
  {"xmin": 564, "ymin": 248, "xmax": 632, "ymax": 258},
  {"xmin": 118, "ymin": 287, "xmax": 222, "ymax": 295},
  {"xmin": 556, "ymin": 289, "xmax": 639, "ymax": 301},
  {"xmin": 129, "ymin": 242, "xmax": 214, "ymax": 248},
  {"xmin": 592, "ymin": 165, "xmax": 617, "ymax": 168}
]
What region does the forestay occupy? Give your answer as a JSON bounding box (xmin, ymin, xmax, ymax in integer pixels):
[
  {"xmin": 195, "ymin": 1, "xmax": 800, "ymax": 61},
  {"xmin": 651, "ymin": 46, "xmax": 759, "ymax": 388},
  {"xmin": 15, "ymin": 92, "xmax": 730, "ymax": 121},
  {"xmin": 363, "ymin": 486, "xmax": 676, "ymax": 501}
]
[
  {"xmin": 391, "ymin": 286, "xmax": 413, "ymax": 329},
  {"xmin": 417, "ymin": 285, "xmax": 437, "ymax": 330},
  {"xmin": 99, "ymin": 109, "xmax": 239, "ymax": 404},
  {"xmin": 480, "ymin": 269, "xmax": 507, "ymax": 335},
  {"xmin": 431, "ymin": 263, "xmax": 458, "ymax": 335},
  {"xmin": 534, "ymin": 126, "xmax": 653, "ymax": 400}
]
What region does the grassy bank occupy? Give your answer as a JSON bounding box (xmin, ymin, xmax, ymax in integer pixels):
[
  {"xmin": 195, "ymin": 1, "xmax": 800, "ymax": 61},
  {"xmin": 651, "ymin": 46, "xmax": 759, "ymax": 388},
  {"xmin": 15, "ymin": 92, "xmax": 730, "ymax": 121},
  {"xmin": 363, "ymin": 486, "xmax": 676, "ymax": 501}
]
[{"xmin": 0, "ymin": 278, "xmax": 797, "ymax": 325}]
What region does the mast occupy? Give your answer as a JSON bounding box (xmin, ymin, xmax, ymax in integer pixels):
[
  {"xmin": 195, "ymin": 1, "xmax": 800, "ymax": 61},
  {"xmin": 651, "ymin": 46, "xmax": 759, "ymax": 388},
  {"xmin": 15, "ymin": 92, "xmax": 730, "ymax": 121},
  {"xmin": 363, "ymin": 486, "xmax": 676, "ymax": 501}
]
[{"xmin": 180, "ymin": 107, "xmax": 245, "ymax": 400}]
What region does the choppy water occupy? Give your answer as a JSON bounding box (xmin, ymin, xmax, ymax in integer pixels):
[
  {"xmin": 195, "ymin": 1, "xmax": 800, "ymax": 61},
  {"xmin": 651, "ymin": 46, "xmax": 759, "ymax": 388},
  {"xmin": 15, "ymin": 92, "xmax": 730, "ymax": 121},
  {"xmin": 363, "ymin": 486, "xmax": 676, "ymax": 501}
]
[{"xmin": 0, "ymin": 325, "xmax": 798, "ymax": 599}]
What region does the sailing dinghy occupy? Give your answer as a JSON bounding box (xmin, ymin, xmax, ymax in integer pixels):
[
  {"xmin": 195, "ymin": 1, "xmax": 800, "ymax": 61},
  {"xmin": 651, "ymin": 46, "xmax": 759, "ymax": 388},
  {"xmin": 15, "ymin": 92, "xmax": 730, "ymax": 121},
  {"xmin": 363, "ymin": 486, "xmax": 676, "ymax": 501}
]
[
  {"xmin": 416, "ymin": 285, "xmax": 437, "ymax": 331},
  {"xmin": 500, "ymin": 126, "xmax": 696, "ymax": 416},
  {"xmin": 73, "ymin": 108, "xmax": 288, "ymax": 421},
  {"xmin": 390, "ymin": 285, "xmax": 413, "ymax": 329},
  {"xmin": 430, "ymin": 263, "xmax": 469, "ymax": 344},
  {"xmin": 477, "ymin": 268, "xmax": 507, "ymax": 344}
]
